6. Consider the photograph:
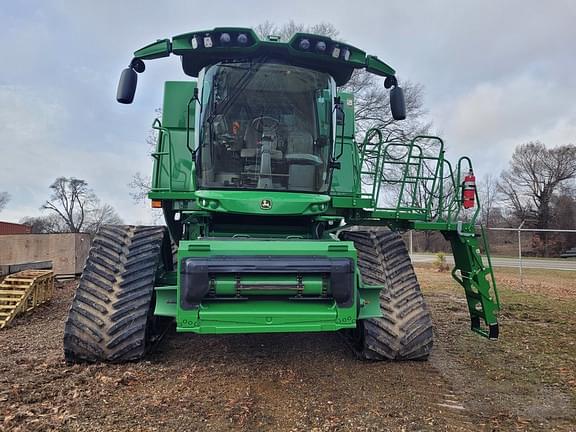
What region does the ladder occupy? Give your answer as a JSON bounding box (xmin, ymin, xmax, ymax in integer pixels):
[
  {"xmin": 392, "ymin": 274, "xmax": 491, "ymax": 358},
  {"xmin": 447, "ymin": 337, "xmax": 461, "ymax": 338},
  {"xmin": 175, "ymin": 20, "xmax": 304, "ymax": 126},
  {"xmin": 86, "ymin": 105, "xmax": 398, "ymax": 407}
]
[
  {"xmin": 0, "ymin": 270, "xmax": 54, "ymax": 329},
  {"xmin": 445, "ymin": 228, "xmax": 500, "ymax": 339}
]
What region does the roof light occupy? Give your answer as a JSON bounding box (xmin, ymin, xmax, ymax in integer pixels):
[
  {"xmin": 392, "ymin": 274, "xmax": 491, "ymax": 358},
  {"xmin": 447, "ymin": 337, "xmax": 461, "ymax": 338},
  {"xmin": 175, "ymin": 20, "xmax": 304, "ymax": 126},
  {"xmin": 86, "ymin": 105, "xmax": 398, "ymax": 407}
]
[
  {"xmin": 191, "ymin": 36, "xmax": 199, "ymax": 49},
  {"xmin": 341, "ymin": 48, "xmax": 350, "ymax": 61},
  {"xmin": 203, "ymin": 36, "xmax": 213, "ymax": 48},
  {"xmin": 219, "ymin": 33, "xmax": 231, "ymax": 44},
  {"xmin": 237, "ymin": 33, "xmax": 248, "ymax": 45},
  {"xmin": 316, "ymin": 41, "xmax": 327, "ymax": 52},
  {"xmin": 299, "ymin": 39, "xmax": 311, "ymax": 50},
  {"xmin": 331, "ymin": 46, "xmax": 341, "ymax": 58}
]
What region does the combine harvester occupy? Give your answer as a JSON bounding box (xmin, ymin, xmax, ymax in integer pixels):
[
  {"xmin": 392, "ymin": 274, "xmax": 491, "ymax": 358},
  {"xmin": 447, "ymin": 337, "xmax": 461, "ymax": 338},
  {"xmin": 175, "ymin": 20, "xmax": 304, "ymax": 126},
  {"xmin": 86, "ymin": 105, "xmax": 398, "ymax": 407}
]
[{"xmin": 64, "ymin": 28, "xmax": 499, "ymax": 363}]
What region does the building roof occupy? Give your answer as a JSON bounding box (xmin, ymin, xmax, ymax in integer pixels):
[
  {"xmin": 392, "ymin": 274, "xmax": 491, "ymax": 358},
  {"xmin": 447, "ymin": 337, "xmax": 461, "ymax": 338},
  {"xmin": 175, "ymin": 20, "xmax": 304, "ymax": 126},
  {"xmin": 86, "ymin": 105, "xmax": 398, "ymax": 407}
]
[{"xmin": 0, "ymin": 221, "xmax": 32, "ymax": 235}]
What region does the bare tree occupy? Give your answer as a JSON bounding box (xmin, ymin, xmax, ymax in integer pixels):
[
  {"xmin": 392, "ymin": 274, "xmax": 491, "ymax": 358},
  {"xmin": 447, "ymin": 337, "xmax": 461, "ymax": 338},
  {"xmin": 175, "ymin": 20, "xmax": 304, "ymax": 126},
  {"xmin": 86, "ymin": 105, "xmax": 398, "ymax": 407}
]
[
  {"xmin": 254, "ymin": 20, "xmax": 339, "ymax": 41},
  {"xmin": 42, "ymin": 178, "xmax": 91, "ymax": 232},
  {"xmin": 20, "ymin": 214, "xmax": 67, "ymax": 233},
  {"xmin": 129, "ymin": 109, "xmax": 163, "ymax": 204},
  {"xmin": 0, "ymin": 192, "xmax": 9, "ymax": 213},
  {"xmin": 128, "ymin": 172, "xmax": 152, "ymax": 203},
  {"xmin": 41, "ymin": 177, "xmax": 123, "ymax": 233},
  {"xmin": 344, "ymin": 73, "xmax": 430, "ymax": 140},
  {"xmin": 498, "ymin": 142, "xmax": 576, "ymax": 255},
  {"xmin": 84, "ymin": 203, "xmax": 123, "ymax": 233},
  {"xmin": 550, "ymin": 190, "xmax": 576, "ymax": 254},
  {"xmin": 498, "ymin": 142, "xmax": 576, "ymax": 228},
  {"xmin": 478, "ymin": 173, "xmax": 501, "ymax": 227}
]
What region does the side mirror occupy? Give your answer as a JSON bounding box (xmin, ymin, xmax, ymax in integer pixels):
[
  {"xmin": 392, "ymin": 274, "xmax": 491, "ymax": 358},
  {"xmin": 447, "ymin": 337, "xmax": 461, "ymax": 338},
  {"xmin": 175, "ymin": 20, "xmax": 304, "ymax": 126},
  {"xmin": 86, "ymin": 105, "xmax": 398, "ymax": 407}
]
[
  {"xmin": 390, "ymin": 86, "xmax": 406, "ymax": 120},
  {"xmin": 116, "ymin": 68, "xmax": 138, "ymax": 104}
]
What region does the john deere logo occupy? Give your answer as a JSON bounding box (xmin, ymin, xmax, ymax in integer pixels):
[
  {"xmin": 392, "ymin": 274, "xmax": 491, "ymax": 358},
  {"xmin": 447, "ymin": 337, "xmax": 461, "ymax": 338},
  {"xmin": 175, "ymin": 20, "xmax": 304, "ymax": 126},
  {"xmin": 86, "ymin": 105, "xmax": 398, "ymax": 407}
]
[{"xmin": 260, "ymin": 199, "xmax": 272, "ymax": 210}]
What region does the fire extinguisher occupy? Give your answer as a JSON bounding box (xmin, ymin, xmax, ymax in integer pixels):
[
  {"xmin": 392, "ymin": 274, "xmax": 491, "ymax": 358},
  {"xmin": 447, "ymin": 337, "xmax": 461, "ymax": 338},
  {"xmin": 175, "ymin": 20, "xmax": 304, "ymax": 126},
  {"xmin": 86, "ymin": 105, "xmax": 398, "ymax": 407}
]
[{"xmin": 462, "ymin": 169, "xmax": 476, "ymax": 209}]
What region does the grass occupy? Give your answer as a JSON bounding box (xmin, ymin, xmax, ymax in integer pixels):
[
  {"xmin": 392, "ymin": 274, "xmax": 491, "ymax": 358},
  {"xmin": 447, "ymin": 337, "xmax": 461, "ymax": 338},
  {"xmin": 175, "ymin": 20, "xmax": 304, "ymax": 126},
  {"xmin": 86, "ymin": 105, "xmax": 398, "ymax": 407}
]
[{"xmin": 415, "ymin": 263, "xmax": 576, "ymax": 429}]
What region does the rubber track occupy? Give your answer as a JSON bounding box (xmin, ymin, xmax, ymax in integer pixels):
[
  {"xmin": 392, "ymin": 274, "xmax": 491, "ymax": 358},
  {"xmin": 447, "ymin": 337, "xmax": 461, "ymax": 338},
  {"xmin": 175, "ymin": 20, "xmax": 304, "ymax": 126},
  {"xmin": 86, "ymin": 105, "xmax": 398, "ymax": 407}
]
[
  {"xmin": 64, "ymin": 225, "xmax": 167, "ymax": 363},
  {"xmin": 341, "ymin": 229, "xmax": 433, "ymax": 360}
]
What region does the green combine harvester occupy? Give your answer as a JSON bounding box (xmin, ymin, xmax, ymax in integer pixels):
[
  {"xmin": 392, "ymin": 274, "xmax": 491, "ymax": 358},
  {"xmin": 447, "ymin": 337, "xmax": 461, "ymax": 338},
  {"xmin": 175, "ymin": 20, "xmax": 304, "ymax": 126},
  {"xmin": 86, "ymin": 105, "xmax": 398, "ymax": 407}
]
[{"xmin": 64, "ymin": 28, "xmax": 499, "ymax": 363}]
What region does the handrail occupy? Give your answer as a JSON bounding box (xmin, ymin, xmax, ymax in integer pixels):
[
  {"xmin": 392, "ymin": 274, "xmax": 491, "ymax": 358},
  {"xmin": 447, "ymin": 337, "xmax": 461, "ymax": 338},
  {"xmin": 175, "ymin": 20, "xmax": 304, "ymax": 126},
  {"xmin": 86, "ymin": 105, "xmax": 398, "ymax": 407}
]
[
  {"xmin": 151, "ymin": 119, "xmax": 173, "ymax": 192},
  {"xmin": 358, "ymin": 130, "xmax": 482, "ymax": 226}
]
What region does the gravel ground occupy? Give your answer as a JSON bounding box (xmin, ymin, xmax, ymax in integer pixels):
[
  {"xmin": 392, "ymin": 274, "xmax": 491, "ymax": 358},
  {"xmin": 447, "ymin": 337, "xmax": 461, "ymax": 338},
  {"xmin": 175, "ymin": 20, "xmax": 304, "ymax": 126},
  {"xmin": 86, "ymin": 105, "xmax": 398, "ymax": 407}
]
[{"xmin": 1, "ymin": 267, "xmax": 575, "ymax": 431}]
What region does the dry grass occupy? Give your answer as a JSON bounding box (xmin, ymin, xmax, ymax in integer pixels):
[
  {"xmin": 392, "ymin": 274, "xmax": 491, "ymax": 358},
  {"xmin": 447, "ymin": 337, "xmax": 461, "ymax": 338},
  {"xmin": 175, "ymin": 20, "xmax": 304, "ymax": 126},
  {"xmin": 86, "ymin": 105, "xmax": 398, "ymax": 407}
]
[{"xmin": 417, "ymin": 264, "xmax": 576, "ymax": 430}]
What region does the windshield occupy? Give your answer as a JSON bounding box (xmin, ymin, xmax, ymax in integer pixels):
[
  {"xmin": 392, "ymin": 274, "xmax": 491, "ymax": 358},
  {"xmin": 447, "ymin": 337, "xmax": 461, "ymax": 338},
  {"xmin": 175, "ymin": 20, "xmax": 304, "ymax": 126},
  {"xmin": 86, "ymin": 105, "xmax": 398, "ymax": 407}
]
[{"xmin": 197, "ymin": 59, "xmax": 335, "ymax": 193}]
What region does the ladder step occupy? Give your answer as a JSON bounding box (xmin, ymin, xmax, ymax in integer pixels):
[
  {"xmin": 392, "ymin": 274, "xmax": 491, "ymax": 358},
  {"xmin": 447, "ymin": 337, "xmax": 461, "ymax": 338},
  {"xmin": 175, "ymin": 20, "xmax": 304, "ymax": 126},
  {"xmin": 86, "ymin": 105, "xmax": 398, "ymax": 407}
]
[
  {"xmin": 2, "ymin": 278, "xmax": 35, "ymax": 282},
  {"xmin": 465, "ymin": 291, "xmax": 482, "ymax": 301},
  {"xmin": 0, "ymin": 298, "xmax": 21, "ymax": 302},
  {"xmin": 0, "ymin": 290, "xmax": 26, "ymax": 295},
  {"xmin": 405, "ymin": 176, "xmax": 436, "ymax": 181}
]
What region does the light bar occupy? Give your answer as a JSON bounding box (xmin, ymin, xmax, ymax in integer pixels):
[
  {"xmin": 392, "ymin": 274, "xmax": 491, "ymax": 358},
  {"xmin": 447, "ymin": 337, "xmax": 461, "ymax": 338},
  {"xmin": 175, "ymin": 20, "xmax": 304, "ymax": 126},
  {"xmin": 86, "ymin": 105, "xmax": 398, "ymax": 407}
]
[
  {"xmin": 293, "ymin": 37, "xmax": 354, "ymax": 62},
  {"xmin": 186, "ymin": 30, "xmax": 256, "ymax": 50},
  {"xmin": 137, "ymin": 27, "xmax": 397, "ymax": 84}
]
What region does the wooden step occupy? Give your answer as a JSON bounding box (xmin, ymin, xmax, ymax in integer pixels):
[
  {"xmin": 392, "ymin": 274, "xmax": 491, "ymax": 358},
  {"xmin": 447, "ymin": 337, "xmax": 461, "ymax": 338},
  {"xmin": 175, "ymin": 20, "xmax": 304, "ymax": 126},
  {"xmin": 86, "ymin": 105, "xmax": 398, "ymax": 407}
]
[
  {"xmin": 2, "ymin": 278, "xmax": 35, "ymax": 283},
  {"xmin": 0, "ymin": 290, "xmax": 26, "ymax": 295}
]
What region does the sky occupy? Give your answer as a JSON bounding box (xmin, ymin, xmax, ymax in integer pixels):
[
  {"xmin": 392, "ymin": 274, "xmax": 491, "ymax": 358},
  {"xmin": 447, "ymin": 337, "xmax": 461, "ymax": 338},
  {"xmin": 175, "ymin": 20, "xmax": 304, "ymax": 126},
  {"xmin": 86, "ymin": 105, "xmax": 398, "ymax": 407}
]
[{"xmin": 1, "ymin": 0, "xmax": 575, "ymax": 224}]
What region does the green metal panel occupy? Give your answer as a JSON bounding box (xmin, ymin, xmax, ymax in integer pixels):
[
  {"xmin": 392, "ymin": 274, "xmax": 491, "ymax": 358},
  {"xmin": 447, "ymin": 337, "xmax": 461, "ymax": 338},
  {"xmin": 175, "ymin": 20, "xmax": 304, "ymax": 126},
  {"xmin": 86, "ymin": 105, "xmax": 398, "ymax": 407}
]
[
  {"xmin": 357, "ymin": 284, "xmax": 382, "ymax": 319},
  {"xmin": 189, "ymin": 301, "xmax": 345, "ymax": 334},
  {"xmin": 154, "ymin": 285, "xmax": 177, "ymax": 317},
  {"xmin": 150, "ymin": 81, "xmax": 196, "ymax": 193},
  {"xmin": 134, "ymin": 39, "xmax": 171, "ymax": 60},
  {"xmin": 195, "ymin": 190, "xmax": 330, "ymax": 215},
  {"xmin": 169, "ymin": 238, "xmax": 361, "ymax": 334},
  {"xmin": 162, "ymin": 81, "xmax": 196, "ymax": 129},
  {"xmin": 212, "ymin": 274, "xmax": 324, "ymax": 296}
]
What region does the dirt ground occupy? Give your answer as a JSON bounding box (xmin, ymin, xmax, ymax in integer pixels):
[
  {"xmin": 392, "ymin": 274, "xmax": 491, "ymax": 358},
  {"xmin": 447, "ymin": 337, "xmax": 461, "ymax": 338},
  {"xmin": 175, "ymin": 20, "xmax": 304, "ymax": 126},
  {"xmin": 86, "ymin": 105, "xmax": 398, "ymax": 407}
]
[{"xmin": 1, "ymin": 266, "xmax": 575, "ymax": 432}]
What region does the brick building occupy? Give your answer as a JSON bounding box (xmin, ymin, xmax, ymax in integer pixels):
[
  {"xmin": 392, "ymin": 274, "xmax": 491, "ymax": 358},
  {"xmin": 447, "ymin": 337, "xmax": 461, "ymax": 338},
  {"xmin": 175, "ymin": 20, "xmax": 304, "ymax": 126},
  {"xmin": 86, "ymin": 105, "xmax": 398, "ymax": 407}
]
[{"xmin": 0, "ymin": 222, "xmax": 32, "ymax": 235}]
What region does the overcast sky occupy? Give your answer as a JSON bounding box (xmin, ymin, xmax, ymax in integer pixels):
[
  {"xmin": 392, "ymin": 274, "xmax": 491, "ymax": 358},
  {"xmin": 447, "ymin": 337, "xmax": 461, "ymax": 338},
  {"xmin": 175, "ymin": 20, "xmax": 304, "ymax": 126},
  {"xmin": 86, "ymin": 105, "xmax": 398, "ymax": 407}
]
[{"xmin": 1, "ymin": 1, "xmax": 575, "ymax": 224}]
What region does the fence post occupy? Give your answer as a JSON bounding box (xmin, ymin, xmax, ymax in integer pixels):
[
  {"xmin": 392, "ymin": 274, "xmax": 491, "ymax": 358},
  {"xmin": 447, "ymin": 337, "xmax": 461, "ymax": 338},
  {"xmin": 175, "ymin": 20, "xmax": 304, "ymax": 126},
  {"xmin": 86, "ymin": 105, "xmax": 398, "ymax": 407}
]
[{"xmin": 518, "ymin": 220, "xmax": 526, "ymax": 289}]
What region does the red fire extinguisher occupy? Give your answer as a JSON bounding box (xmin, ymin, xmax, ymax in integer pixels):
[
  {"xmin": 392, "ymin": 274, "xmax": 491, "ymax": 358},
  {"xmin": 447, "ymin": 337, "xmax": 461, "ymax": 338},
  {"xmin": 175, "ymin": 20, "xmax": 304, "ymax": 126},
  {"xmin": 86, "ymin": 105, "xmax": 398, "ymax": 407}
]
[{"xmin": 462, "ymin": 169, "xmax": 476, "ymax": 209}]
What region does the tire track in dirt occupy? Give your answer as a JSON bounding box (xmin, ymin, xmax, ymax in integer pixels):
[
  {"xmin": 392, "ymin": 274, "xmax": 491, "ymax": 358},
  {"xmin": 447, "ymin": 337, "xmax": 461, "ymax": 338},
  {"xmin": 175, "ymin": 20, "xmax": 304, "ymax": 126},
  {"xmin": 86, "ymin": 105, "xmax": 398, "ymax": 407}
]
[{"xmin": 142, "ymin": 331, "xmax": 477, "ymax": 431}]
